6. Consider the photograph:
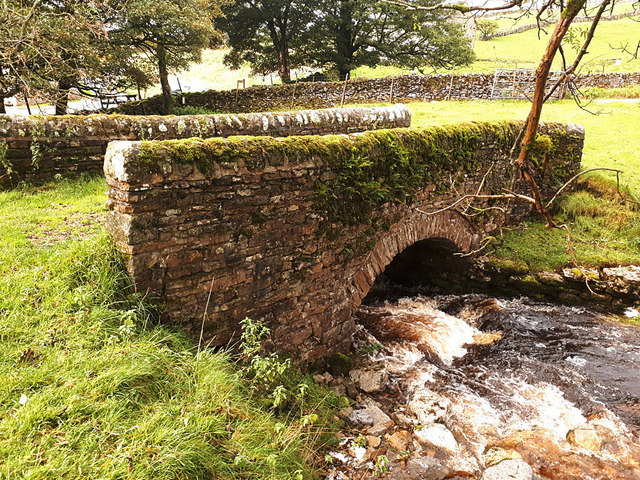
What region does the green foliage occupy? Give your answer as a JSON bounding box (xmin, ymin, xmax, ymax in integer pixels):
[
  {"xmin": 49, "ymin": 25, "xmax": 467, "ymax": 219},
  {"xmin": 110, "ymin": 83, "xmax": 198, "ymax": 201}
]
[
  {"xmin": 356, "ymin": 342, "xmax": 384, "ymax": 357},
  {"xmin": 373, "ymin": 455, "xmax": 390, "ymax": 477},
  {"xmin": 477, "ymin": 19, "xmax": 500, "ymax": 40},
  {"xmin": 302, "ymin": 0, "xmax": 474, "ymax": 78},
  {"xmin": 0, "ymin": 140, "xmax": 11, "ymax": 174},
  {"xmin": 0, "ymin": 177, "xmax": 342, "ymax": 479},
  {"xmin": 238, "ymin": 318, "xmax": 347, "ymax": 422},
  {"xmin": 218, "ymin": 0, "xmax": 311, "ymax": 82}
]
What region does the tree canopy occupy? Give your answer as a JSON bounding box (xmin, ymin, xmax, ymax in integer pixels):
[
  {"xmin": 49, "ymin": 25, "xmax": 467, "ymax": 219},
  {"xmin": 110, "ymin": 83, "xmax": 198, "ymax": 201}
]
[
  {"xmin": 110, "ymin": 0, "xmax": 222, "ymax": 114},
  {"xmin": 217, "ymin": 0, "xmax": 475, "ymax": 82}
]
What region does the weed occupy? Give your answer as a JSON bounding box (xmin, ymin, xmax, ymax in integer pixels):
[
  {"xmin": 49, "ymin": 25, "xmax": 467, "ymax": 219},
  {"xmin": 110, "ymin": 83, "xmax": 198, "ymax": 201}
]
[{"xmin": 372, "ymin": 455, "xmax": 390, "ymax": 477}]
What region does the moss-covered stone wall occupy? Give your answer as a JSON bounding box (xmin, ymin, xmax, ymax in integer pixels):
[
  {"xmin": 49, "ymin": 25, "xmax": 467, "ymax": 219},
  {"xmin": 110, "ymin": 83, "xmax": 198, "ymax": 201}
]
[
  {"xmin": 0, "ymin": 104, "xmax": 410, "ymax": 186},
  {"xmin": 115, "ymin": 72, "xmax": 640, "ymax": 116},
  {"xmin": 104, "ymin": 121, "xmax": 584, "ymax": 362}
]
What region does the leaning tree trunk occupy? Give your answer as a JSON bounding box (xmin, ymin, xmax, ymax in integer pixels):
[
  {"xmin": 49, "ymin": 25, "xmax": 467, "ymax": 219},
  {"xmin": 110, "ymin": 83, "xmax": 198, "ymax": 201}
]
[
  {"xmin": 157, "ymin": 44, "xmax": 173, "ymax": 115},
  {"xmin": 516, "ymin": 0, "xmax": 587, "ymax": 225}
]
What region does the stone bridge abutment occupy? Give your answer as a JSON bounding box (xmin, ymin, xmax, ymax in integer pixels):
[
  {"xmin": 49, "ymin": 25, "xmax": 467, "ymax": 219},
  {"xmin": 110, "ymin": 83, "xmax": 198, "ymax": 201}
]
[{"xmin": 104, "ymin": 118, "xmax": 584, "ymax": 362}]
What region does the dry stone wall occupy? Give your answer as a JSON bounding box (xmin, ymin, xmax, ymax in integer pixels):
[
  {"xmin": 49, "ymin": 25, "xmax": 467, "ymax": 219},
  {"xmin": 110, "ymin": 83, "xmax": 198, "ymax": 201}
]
[
  {"xmin": 104, "ymin": 121, "xmax": 584, "ymax": 362},
  {"xmin": 117, "ymin": 72, "xmax": 640, "ymax": 116},
  {"xmin": 0, "ymin": 104, "xmax": 410, "ymax": 186}
]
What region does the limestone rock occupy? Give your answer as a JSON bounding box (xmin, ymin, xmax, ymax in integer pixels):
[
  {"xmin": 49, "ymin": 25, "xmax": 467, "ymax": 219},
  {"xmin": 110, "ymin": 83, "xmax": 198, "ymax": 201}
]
[
  {"xmin": 388, "ymin": 429, "xmax": 413, "ymax": 451},
  {"xmin": 407, "ymin": 389, "xmax": 450, "ymax": 424},
  {"xmin": 365, "ymin": 435, "xmax": 381, "ymax": 448},
  {"xmin": 414, "ymin": 423, "xmax": 458, "ymax": 454},
  {"xmin": 567, "ymin": 427, "xmax": 602, "ymax": 451},
  {"xmin": 483, "ymin": 447, "xmax": 522, "ymax": 467},
  {"xmin": 366, "ymin": 405, "xmax": 395, "ymax": 436},
  {"xmin": 406, "ymin": 456, "xmax": 452, "ymax": 480},
  {"xmin": 338, "ymin": 407, "xmax": 353, "ymax": 419},
  {"xmin": 349, "ymin": 368, "xmax": 388, "ymax": 393},
  {"xmin": 347, "ymin": 409, "xmax": 374, "ymax": 428},
  {"xmin": 482, "ymin": 459, "xmax": 533, "ymax": 480}
]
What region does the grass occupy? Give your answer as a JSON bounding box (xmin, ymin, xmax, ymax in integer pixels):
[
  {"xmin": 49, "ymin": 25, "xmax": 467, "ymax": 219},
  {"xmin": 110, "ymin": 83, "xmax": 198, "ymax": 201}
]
[
  {"xmin": 470, "ymin": 16, "xmax": 640, "ymax": 74},
  {"xmin": 581, "ymin": 85, "xmax": 640, "ymax": 98},
  {"xmin": 0, "ymin": 176, "xmax": 343, "ymax": 479},
  {"xmin": 383, "ymin": 99, "xmax": 640, "ymax": 270}
]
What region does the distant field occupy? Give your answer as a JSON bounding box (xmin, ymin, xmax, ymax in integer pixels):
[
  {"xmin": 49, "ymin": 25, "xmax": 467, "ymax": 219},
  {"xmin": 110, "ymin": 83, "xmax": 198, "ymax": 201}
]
[
  {"xmin": 492, "ymin": 0, "xmax": 639, "ymax": 31},
  {"xmin": 471, "ymin": 16, "xmax": 640, "ymax": 73}
]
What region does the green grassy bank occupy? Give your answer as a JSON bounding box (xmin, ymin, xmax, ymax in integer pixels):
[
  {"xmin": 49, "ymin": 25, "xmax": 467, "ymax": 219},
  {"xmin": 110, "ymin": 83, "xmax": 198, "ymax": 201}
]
[
  {"xmin": 0, "ymin": 177, "xmax": 343, "ymax": 479},
  {"xmin": 406, "ymin": 99, "xmax": 640, "ymax": 270}
]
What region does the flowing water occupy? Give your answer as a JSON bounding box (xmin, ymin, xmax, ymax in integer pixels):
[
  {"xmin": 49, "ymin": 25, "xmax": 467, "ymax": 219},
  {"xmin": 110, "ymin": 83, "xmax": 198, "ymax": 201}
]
[{"xmin": 350, "ymin": 289, "xmax": 640, "ymax": 479}]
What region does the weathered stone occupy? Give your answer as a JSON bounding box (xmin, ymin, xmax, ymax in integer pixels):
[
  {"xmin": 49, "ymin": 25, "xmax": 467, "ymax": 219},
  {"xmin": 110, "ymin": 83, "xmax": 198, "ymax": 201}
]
[
  {"xmin": 406, "ymin": 456, "xmax": 453, "ymax": 480},
  {"xmin": 347, "ymin": 409, "xmax": 374, "ymax": 428},
  {"xmin": 407, "ymin": 389, "xmax": 451, "ymax": 425},
  {"xmin": 365, "ymin": 435, "xmax": 381, "ymax": 448},
  {"xmin": 566, "ymin": 427, "xmax": 602, "ymax": 451},
  {"xmin": 388, "ymin": 429, "xmax": 413, "ymax": 451},
  {"xmin": 349, "ymin": 368, "xmax": 388, "ymax": 393},
  {"xmin": 102, "ymin": 121, "xmax": 583, "ymax": 362},
  {"xmin": 0, "ymin": 105, "xmax": 410, "ymax": 186},
  {"xmin": 481, "ymin": 459, "xmax": 533, "ymax": 480},
  {"xmin": 366, "ymin": 405, "xmax": 395, "ymax": 436},
  {"xmin": 413, "ymin": 423, "xmax": 458, "ymax": 454},
  {"xmin": 115, "ymin": 72, "xmax": 640, "ymax": 117}
]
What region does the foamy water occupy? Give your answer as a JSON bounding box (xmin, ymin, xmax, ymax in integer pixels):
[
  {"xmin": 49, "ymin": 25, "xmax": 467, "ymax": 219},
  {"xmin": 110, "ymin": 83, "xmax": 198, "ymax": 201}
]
[{"xmin": 354, "ymin": 294, "xmax": 640, "ymax": 479}]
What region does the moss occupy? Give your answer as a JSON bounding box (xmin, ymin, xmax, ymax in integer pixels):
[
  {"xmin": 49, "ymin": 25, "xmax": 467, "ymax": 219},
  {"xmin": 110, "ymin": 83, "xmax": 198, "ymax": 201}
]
[
  {"xmin": 485, "ymin": 257, "xmax": 530, "ymax": 276},
  {"xmin": 251, "ymin": 210, "xmax": 268, "ymax": 224}
]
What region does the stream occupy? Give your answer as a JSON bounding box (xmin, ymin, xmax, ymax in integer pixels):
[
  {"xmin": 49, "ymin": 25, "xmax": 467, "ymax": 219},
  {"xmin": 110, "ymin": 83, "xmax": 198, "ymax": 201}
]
[{"xmin": 326, "ymin": 287, "xmax": 640, "ymax": 480}]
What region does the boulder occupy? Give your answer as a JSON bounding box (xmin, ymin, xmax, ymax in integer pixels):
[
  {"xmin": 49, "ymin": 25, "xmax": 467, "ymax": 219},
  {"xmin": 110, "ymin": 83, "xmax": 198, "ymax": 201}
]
[
  {"xmin": 388, "ymin": 429, "xmax": 413, "ymax": 451},
  {"xmin": 482, "ymin": 459, "xmax": 533, "ymax": 480},
  {"xmin": 349, "ymin": 368, "xmax": 389, "ymax": 393},
  {"xmin": 407, "ymin": 389, "xmax": 450, "ymax": 424},
  {"xmin": 414, "ymin": 423, "xmax": 458, "ymax": 454},
  {"xmin": 366, "ymin": 405, "xmax": 395, "ymax": 436},
  {"xmin": 566, "ymin": 427, "xmax": 602, "ymax": 451},
  {"xmin": 406, "ymin": 456, "xmax": 453, "ymax": 480},
  {"xmin": 347, "ymin": 409, "xmax": 374, "ymax": 428}
]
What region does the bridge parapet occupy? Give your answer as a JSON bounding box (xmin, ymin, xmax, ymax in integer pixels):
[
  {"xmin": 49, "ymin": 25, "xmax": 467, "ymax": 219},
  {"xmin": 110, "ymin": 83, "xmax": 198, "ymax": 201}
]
[
  {"xmin": 0, "ymin": 104, "xmax": 409, "ymax": 186},
  {"xmin": 104, "ymin": 121, "xmax": 584, "ymax": 361}
]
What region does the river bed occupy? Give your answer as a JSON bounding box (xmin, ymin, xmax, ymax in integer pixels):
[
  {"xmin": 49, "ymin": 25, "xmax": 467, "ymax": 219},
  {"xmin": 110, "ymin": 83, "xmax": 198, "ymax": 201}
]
[{"xmin": 325, "ymin": 290, "xmax": 640, "ymax": 479}]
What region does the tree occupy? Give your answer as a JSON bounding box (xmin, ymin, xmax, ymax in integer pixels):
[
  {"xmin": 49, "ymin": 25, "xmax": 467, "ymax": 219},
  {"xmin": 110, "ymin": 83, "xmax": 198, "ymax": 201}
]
[
  {"xmin": 388, "ymin": 0, "xmax": 613, "ymax": 227},
  {"xmin": 217, "ymin": 0, "xmax": 311, "ymax": 83},
  {"xmin": 110, "ymin": 0, "xmax": 221, "ymax": 114},
  {"xmin": 0, "ymin": 0, "xmax": 153, "ymax": 115},
  {"xmin": 477, "ymin": 19, "xmax": 499, "ymax": 40},
  {"xmin": 303, "ymin": 0, "xmax": 474, "ymax": 79}
]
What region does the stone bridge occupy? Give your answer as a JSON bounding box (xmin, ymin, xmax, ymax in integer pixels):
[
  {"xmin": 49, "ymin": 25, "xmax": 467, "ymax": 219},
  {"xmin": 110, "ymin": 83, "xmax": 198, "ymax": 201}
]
[{"xmin": 104, "ymin": 119, "xmax": 584, "ymax": 362}]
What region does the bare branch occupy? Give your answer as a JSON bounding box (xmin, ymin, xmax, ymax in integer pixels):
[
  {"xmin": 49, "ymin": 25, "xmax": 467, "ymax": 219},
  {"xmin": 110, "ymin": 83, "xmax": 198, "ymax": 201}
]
[
  {"xmin": 545, "ymin": 167, "xmax": 623, "ymax": 208},
  {"xmin": 380, "ymin": 0, "xmax": 524, "ymax": 14},
  {"xmin": 415, "ymin": 192, "xmax": 536, "ymax": 217}
]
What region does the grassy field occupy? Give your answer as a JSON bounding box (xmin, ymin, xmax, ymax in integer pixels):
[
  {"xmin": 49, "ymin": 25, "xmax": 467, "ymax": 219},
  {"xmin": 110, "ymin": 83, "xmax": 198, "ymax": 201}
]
[
  {"xmin": 0, "ymin": 177, "xmax": 344, "ymax": 479},
  {"xmin": 471, "ymin": 16, "xmax": 640, "ymax": 74}
]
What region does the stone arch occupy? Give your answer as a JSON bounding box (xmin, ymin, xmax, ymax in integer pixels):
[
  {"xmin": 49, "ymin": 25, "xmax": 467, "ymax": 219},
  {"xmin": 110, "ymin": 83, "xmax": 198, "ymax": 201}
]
[{"xmin": 349, "ymin": 209, "xmax": 481, "ymax": 308}]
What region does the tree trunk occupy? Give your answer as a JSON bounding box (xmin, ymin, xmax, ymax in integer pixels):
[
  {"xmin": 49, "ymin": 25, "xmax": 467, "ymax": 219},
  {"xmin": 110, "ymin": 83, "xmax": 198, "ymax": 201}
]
[
  {"xmin": 157, "ymin": 44, "xmax": 173, "ymax": 115},
  {"xmin": 0, "ymin": 96, "xmax": 5, "ymax": 114},
  {"xmin": 55, "ymin": 79, "xmax": 71, "ymax": 115},
  {"xmin": 278, "ymin": 46, "xmax": 291, "ymax": 83},
  {"xmin": 516, "ymin": 0, "xmax": 586, "ymax": 225}
]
